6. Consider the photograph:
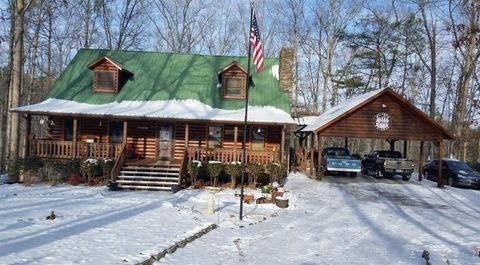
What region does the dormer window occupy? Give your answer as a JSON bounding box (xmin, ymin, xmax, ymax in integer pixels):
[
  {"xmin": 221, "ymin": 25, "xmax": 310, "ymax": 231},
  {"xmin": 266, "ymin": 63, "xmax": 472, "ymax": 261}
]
[
  {"xmin": 218, "ymin": 62, "xmax": 247, "ymax": 100},
  {"xmin": 88, "ymin": 56, "xmax": 132, "ymax": 94},
  {"xmin": 95, "ymin": 71, "xmax": 117, "ymax": 93}
]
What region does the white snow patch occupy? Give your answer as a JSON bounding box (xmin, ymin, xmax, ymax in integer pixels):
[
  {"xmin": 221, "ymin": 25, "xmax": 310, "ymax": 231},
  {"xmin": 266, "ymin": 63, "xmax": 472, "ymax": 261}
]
[
  {"xmin": 1, "ymin": 173, "xmax": 479, "ymax": 265},
  {"xmin": 302, "ymin": 88, "xmax": 385, "ymax": 131},
  {"xmin": 270, "ymin": 64, "xmax": 279, "ymax": 80},
  {"xmin": 12, "ymin": 98, "xmax": 296, "ymax": 124}
]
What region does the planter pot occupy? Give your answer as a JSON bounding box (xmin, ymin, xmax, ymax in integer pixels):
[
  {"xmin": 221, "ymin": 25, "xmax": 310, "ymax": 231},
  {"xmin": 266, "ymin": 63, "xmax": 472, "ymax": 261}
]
[
  {"xmin": 275, "ymin": 197, "xmax": 289, "ymax": 208},
  {"xmin": 107, "ymin": 182, "xmax": 119, "ymax": 191},
  {"xmin": 244, "ymin": 194, "xmax": 254, "ymax": 203}
]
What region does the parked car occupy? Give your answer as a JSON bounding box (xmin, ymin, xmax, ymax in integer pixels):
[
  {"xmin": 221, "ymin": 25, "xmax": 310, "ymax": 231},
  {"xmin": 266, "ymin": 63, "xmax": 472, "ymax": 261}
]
[
  {"xmin": 423, "ymin": 158, "xmax": 480, "ymax": 188},
  {"xmin": 321, "ymin": 147, "xmax": 361, "ymax": 177},
  {"xmin": 361, "ymin": 150, "xmax": 414, "ymax": 181}
]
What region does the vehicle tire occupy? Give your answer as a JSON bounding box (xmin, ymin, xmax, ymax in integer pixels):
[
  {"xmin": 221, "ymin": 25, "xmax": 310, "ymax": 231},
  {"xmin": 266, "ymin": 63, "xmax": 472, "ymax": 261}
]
[
  {"xmin": 350, "ymin": 172, "xmax": 357, "ymax": 178},
  {"xmin": 447, "ymin": 177, "xmax": 454, "ymax": 187},
  {"xmin": 361, "ymin": 167, "xmax": 367, "ymax": 174},
  {"xmin": 424, "ymin": 171, "xmax": 429, "ymax": 180},
  {"xmin": 402, "ymin": 175, "xmax": 410, "ymax": 181},
  {"xmin": 374, "ymin": 169, "xmax": 381, "ymax": 179}
]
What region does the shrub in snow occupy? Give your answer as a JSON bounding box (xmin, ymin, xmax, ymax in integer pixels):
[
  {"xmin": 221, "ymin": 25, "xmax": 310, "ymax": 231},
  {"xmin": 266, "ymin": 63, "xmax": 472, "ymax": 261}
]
[
  {"xmin": 187, "ymin": 160, "xmax": 202, "ymax": 187},
  {"xmin": 247, "ymin": 162, "xmax": 264, "ymax": 189},
  {"xmin": 267, "ymin": 163, "xmax": 281, "ymax": 186},
  {"xmin": 225, "ymin": 162, "xmax": 242, "ymax": 188},
  {"xmin": 100, "ymin": 158, "xmax": 115, "ymax": 182},
  {"xmin": 206, "ymin": 161, "xmax": 223, "ymax": 187},
  {"xmin": 80, "ymin": 157, "xmax": 100, "ymax": 183}
]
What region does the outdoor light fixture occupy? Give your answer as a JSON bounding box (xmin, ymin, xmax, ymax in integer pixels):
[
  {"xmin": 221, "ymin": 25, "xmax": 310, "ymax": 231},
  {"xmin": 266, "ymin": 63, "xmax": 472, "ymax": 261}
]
[
  {"xmin": 39, "ymin": 119, "xmax": 45, "ymax": 125},
  {"xmin": 381, "ymin": 104, "xmax": 387, "ymax": 108},
  {"xmin": 257, "ymin": 128, "xmax": 262, "ymax": 133}
]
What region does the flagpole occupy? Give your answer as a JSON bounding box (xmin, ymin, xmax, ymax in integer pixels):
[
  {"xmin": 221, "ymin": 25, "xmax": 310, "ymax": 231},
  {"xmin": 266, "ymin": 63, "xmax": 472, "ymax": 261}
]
[{"xmin": 239, "ymin": 3, "xmax": 254, "ymax": 221}]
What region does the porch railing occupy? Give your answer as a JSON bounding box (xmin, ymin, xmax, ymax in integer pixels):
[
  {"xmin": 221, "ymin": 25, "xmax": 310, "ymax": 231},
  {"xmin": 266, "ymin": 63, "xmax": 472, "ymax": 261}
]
[
  {"xmin": 30, "ymin": 139, "xmax": 123, "ymax": 160},
  {"xmin": 186, "ymin": 147, "xmax": 281, "ymax": 164}
]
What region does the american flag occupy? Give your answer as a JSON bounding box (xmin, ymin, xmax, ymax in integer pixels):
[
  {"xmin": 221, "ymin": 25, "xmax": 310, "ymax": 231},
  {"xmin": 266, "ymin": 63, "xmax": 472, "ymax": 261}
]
[{"xmin": 250, "ymin": 10, "xmax": 263, "ymax": 74}]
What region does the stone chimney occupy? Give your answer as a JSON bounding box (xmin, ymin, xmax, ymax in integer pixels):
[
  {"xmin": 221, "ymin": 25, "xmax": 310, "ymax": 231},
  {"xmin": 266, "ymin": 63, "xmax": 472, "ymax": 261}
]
[{"xmin": 279, "ymin": 47, "xmax": 294, "ymax": 91}]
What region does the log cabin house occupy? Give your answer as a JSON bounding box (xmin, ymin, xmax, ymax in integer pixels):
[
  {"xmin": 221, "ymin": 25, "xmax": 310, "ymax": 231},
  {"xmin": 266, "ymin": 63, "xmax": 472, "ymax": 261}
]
[{"xmin": 13, "ymin": 49, "xmax": 296, "ymax": 190}]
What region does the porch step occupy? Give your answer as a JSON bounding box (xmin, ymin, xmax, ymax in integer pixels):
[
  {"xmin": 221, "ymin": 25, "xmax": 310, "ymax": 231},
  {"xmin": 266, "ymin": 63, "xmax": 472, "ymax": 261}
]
[
  {"xmin": 117, "ymin": 175, "xmax": 179, "ymax": 181},
  {"xmin": 116, "ymin": 185, "xmax": 172, "ymax": 191},
  {"xmin": 117, "ymin": 163, "xmax": 181, "ymax": 191}
]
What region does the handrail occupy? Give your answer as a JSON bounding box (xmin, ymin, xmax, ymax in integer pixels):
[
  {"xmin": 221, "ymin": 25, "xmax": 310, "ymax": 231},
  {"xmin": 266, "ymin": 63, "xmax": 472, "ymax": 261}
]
[
  {"xmin": 186, "ymin": 147, "xmax": 281, "ymax": 164},
  {"xmin": 110, "ymin": 143, "xmax": 127, "ymax": 183},
  {"xmin": 178, "ymin": 149, "xmax": 189, "ymax": 185},
  {"xmin": 30, "ymin": 139, "xmax": 123, "ymax": 160}
]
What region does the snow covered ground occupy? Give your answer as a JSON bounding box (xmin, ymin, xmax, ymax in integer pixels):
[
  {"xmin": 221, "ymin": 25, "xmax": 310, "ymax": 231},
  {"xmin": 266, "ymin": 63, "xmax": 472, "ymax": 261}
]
[{"xmin": 0, "ymin": 173, "xmax": 479, "ymax": 264}]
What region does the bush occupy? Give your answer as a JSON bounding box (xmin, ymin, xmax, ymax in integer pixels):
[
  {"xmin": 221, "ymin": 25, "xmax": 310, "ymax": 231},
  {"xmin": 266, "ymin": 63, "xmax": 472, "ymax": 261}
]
[
  {"xmin": 247, "ymin": 162, "xmax": 264, "ymax": 189},
  {"xmin": 80, "ymin": 158, "xmax": 100, "ymax": 183},
  {"xmin": 267, "ymin": 163, "xmax": 281, "ymax": 185},
  {"xmin": 187, "ymin": 160, "xmax": 201, "ymax": 187},
  {"xmin": 225, "ymin": 162, "xmax": 242, "ymax": 188},
  {"xmin": 207, "ymin": 161, "xmax": 222, "ymax": 187},
  {"xmin": 69, "ymin": 173, "xmax": 83, "ymax": 186},
  {"xmin": 21, "ymin": 157, "xmax": 44, "ymax": 173}
]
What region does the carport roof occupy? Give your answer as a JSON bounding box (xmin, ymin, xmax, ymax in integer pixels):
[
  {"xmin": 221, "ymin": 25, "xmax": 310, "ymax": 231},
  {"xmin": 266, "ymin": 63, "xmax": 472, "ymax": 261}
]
[{"xmin": 300, "ymin": 88, "xmax": 454, "ymax": 140}]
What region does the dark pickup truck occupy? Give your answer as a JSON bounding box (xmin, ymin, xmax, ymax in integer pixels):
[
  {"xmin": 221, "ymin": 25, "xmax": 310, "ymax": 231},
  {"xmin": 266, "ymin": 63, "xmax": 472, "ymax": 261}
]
[{"xmin": 361, "ymin": 150, "xmax": 414, "ymax": 181}]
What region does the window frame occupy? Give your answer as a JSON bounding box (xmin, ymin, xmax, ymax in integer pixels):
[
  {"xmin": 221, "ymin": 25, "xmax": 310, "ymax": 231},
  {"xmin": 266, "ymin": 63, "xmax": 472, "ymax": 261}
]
[
  {"xmin": 207, "ymin": 126, "xmax": 223, "ymax": 149},
  {"xmin": 94, "ymin": 70, "xmax": 118, "ymax": 93}
]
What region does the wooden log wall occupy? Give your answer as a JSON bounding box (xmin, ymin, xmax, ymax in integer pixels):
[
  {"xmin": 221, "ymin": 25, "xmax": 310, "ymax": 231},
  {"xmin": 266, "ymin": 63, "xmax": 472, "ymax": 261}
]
[
  {"xmin": 78, "ymin": 119, "xmax": 108, "ymax": 143},
  {"xmin": 126, "ymin": 121, "xmax": 156, "ymax": 159},
  {"xmin": 174, "ymin": 123, "xmax": 186, "ymax": 161},
  {"xmin": 48, "ymin": 117, "xmax": 64, "ymax": 140}
]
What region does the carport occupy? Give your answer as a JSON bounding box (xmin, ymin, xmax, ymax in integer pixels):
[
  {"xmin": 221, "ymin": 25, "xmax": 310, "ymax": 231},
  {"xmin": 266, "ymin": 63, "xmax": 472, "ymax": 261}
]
[{"xmin": 298, "ymin": 87, "xmax": 455, "ymax": 187}]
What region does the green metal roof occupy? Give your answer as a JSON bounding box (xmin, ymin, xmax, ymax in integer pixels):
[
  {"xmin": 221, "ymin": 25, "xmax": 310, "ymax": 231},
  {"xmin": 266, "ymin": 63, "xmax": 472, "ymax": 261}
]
[{"xmin": 45, "ymin": 49, "xmax": 291, "ymax": 113}]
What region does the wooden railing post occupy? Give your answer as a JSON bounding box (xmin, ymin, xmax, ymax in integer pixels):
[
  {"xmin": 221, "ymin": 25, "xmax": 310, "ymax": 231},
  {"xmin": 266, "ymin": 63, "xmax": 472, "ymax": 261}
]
[{"xmin": 72, "ymin": 119, "xmax": 78, "ymax": 158}]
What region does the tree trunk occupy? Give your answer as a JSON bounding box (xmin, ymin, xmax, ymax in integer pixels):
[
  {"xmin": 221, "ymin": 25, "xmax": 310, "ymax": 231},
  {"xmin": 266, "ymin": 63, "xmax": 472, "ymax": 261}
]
[{"xmin": 8, "ymin": 0, "xmax": 29, "ymax": 182}]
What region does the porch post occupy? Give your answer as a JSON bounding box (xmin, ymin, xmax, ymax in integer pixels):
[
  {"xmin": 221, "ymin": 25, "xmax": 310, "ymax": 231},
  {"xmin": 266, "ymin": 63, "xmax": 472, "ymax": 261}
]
[
  {"xmin": 344, "ymin": 137, "xmax": 348, "ymax": 149},
  {"xmin": 185, "ymin": 123, "xmax": 189, "ymax": 148},
  {"xmin": 317, "ymin": 133, "xmax": 324, "ymax": 180},
  {"xmin": 72, "ymin": 118, "xmax": 78, "ymax": 158},
  {"xmin": 280, "ymin": 125, "xmax": 286, "ymax": 162},
  {"xmin": 403, "ymin": 140, "xmax": 408, "ymax": 158},
  {"xmin": 234, "ymin": 126, "xmax": 238, "ymax": 161},
  {"xmin": 25, "ymin": 114, "xmax": 31, "ymax": 157},
  {"xmin": 309, "ymin": 133, "xmax": 314, "ymax": 176},
  {"xmin": 418, "ymin": 141, "xmax": 424, "ymax": 181},
  {"xmin": 437, "ymin": 140, "xmax": 444, "ymax": 188},
  {"xmin": 122, "ymin": 121, "xmax": 128, "ymax": 146}
]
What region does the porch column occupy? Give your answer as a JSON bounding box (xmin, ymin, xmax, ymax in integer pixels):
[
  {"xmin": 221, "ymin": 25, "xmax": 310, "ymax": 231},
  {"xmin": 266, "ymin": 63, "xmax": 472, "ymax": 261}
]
[
  {"xmin": 309, "ymin": 133, "xmax": 314, "ymax": 176},
  {"xmin": 418, "ymin": 141, "xmax": 424, "ymax": 181},
  {"xmin": 344, "ymin": 137, "xmax": 348, "ymax": 149},
  {"xmin": 437, "ymin": 140, "xmax": 444, "ymax": 188},
  {"xmin": 234, "ymin": 126, "xmax": 238, "ymax": 161},
  {"xmin": 24, "ymin": 114, "xmax": 31, "ymax": 157},
  {"xmin": 280, "ymin": 125, "xmax": 286, "ymax": 162},
  {"xmin": 403, "ymin": 140, "xmax": 408, "ymax": 158},
  {"xmin": 122, "ymin": 121, "xmax": 128, "ymax": 146},
  {"xmin": 317, "ymin": 133, "xmax": 324, "ymax": 180},
  {"xmin": 303, "ymin": 134, "xmax": 307, "ymax": 171},
  {"xmin": 72, "ymin": 118, "xmax": 78, "ymax": 158},
  {"xmin": 387, "ymin": 139, "xmax": 395, "ymax": 151}
]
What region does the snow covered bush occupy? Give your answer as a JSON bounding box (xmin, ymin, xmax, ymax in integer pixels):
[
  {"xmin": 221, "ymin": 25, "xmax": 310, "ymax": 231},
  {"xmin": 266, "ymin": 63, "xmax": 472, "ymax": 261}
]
[
  {"xmin": 100, "ymin": 158, "xmax": 114, "ymax": 182},
  {"xmin": 207, "ymin": 161, "xmax": 222, "ymax": 187},
  {"xmin": 187, "ymin": 160, "xmax": 201, "ymax": 187},
  {"xmin": 80, "ymin": 158, "xmax": 99, "ymax": 183},
  {"xmin": 225, "ymin": 162, "xmax": 242, "ymax": 188}
]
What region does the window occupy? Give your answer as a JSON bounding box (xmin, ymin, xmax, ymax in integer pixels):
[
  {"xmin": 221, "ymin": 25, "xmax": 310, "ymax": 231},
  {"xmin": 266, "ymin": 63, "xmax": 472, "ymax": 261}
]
[
  {"xmin": 223, "ymin": 76, "xmax": 245, "ymax": 99},
  {"xmin": 208, "ymin": 126, "xmax": 222, "ymax": 148},
  {"xmin": 95, "ymin": 71, "xmax": 117, "ymax": 93},
  {"xmin": 109, "ymin": 121, "xmax": 123, "ymax": 144},
  {"xmin": 64, "ymin": 119, "xmax": 73, "ymax": 141},
  {"xmin": 251, "ymin": 127, "xmax": 265, "ymax": 150}
]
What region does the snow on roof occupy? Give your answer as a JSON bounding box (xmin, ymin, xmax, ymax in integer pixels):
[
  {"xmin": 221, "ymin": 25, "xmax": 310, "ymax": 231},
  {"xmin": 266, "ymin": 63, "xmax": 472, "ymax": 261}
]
[
  {"xmin": 12, "ymin": 98, "xmax": 296, "ymax": 124},
  {"xmin": 295, "ymin": 116, "xmax": 319, "ymax": 125},
  {"xmin": 301, "ymin": 88, "xmax": 385, "ymax": 132}
]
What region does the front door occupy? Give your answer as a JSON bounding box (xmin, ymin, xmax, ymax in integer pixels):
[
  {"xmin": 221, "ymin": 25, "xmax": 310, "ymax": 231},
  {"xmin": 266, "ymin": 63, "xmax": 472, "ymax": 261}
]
[{"xmin": 157, "ymin": 125, "xmax": 173, "ymax": 160}]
